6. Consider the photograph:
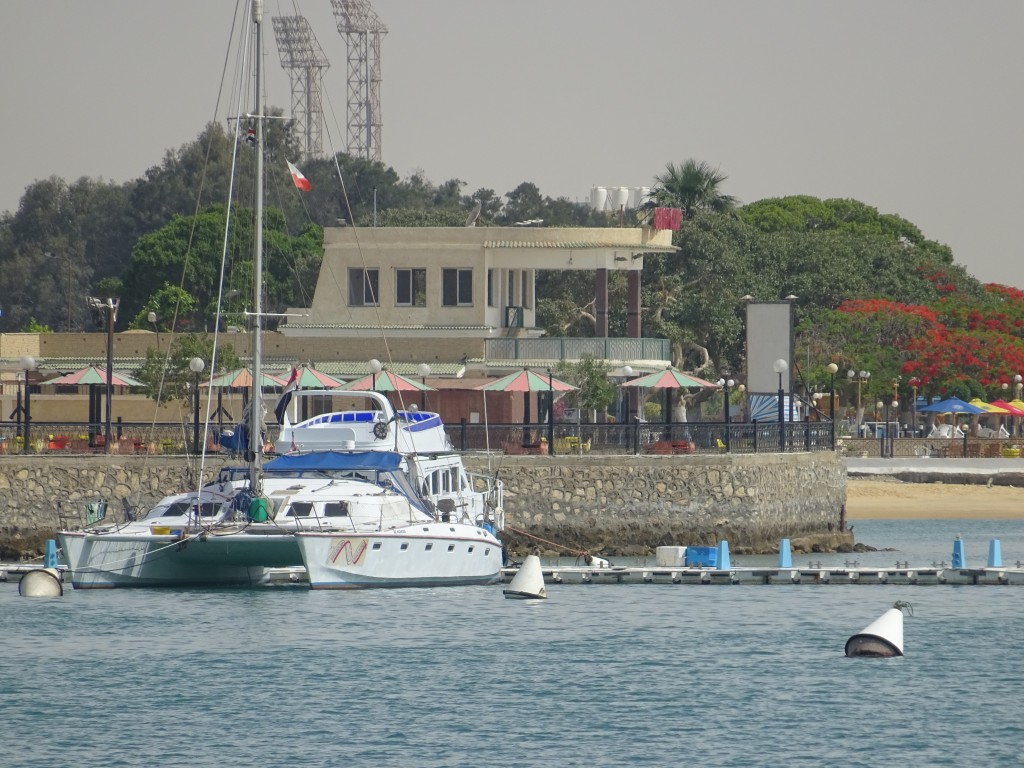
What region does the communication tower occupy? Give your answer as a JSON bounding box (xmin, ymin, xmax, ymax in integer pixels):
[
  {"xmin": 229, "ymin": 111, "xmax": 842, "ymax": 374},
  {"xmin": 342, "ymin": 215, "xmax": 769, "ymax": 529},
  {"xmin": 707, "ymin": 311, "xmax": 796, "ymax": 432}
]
[
  {"xmin": 271, "ymin": 15, "xmax": 330, "ymax": 160},
  {"xmin": 330, "ymin": 0, "xmax": 387, "ymax": 161}
]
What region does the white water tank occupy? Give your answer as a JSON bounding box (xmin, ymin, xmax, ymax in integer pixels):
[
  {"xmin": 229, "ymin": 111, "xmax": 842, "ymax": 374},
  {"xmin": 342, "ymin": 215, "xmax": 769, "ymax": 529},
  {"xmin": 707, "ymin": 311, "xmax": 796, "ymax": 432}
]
[
  {"xmin": 590, "ymin": 186, "xmax": 608, "ymax": 211},
  {"xmin": 610, "ymin": 186, "xmax": 630, "ymax": 210}
]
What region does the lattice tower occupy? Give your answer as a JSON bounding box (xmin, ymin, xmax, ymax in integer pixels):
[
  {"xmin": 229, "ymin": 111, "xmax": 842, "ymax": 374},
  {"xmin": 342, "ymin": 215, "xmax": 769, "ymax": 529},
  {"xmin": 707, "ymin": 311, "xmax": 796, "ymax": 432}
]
[
  {"xmin": 330, "ymin": 0, "xmax": 387, "ymax": 161},
  {"xmin": 271, "ymin": 15, "xmax": 330, "ymax": 160}
]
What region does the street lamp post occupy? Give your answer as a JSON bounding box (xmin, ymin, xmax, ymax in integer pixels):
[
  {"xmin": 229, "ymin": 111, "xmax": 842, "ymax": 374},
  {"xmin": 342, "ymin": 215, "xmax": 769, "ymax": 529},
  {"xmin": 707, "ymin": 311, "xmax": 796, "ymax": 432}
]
[
  {"xmin": 368, "ymin": 358, "xmax": 382, "ymax": 391},
  {"xmin": 190, "ymin": 357, "xmax": 205, "ymax": 455},
  {"xmin": 877, "ymin": 400, "xmax": 885, "ymax": 456},
  {"xmin": 148, "ymin": 311, "xmax": 160, "ymax": 353},
  {"xmin": 847, "ymin": 369, "xmax": 871, "ymax": 437},
  {"xmin": 547, "ymin": 367, "xmax": 555, "ymax": 455},
  {"xmin": 890, "ymin": 399, "xmax": 899, "ymax": 458},
  {"xmin": 717, "ymin": 377, "xmax": 734, "ymax": 452},
  {"xmin": 416, "ymin": 363, "xmax": 431, "ymax": 410},
  {"xmin": 21, "ymin": 356, "xmax": 36, "ymax": 453},
  {"xmin": 90, "ymin": 296, "xmax": 120, "ymax": 455},
  {"xmin": 826, "ymin": 363, "xmax": 838, "ymax": 449},
  {"xmin": 773, "ymin": 359, "xmax": 788, "ymax": 452},
  {"xmin": 1015, "ymin": 374, "xmax": 1023, "ymax": 437},
  {"xmin": 908, "ymin": 377, "xmax": 920, "ymax": 437}
]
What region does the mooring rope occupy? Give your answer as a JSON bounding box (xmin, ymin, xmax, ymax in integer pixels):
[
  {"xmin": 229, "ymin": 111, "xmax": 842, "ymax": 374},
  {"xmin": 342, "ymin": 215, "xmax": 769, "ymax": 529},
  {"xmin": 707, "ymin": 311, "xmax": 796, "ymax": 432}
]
[{"xmin": 503, "ymin": 524, "xmax": 590, "ymax": 558}]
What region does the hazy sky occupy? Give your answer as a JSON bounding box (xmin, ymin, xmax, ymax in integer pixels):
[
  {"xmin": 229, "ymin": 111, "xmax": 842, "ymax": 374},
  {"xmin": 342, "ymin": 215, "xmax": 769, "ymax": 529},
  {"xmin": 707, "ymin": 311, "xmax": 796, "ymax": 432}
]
[{"xmin": 2, "ymin": 1, "xmax": 1021, "ymax": 287}]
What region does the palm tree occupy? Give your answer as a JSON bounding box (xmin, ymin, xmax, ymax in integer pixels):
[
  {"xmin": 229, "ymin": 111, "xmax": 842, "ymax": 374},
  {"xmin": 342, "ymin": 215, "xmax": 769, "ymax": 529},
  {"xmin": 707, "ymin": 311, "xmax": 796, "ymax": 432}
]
[{"xmin": 642, "ymin": 159, "xmax": 738, "ymax": 220}]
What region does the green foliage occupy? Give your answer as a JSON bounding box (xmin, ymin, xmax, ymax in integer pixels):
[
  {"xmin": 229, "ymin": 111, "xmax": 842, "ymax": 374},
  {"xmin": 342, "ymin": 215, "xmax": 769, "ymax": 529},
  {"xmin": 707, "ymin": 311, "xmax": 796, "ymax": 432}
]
[
  {"xmin": 554, "ymin": 355, "xmax": 617, "ymax": 414},
  {"xmin": 22, "ymin": 317, "xmax": 52, "ymax": 333},
  {"xmin": 134, "ymin": 333, "xmax": 241, "ymax": 403}
]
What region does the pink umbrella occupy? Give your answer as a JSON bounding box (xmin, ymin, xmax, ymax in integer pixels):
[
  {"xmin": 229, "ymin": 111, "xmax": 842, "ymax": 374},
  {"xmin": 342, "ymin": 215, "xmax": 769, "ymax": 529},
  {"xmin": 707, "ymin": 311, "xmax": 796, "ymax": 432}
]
[{"xmin": 340, "ymin": 370, "xmax": 435, "ymax": 392}]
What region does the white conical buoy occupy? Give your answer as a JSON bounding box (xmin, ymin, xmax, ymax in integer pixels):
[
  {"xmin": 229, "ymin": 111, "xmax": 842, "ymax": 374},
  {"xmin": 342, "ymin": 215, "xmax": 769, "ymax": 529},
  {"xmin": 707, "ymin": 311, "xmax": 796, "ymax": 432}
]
[
  {"xmin": 845, "ymin": 600, "xmax": 911, "ymax": 657},
  {"xmin": 504, "ymin": 555, "xmax": 547, "ymax": 599},
  {"xmin": 19, "ymin": 568, "xmax": 64, "ymax": 597}
]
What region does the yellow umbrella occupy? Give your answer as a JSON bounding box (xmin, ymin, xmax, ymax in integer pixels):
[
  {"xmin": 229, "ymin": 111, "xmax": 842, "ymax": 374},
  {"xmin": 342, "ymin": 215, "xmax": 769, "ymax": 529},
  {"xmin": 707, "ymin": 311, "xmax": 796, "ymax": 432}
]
[
  {"xmin": 969, "ymin": 398, "xmax": 1010, "ymax": 438},
  {"xmin": 969, "ymin": 398, "xmax": 1010, "ymax": 414}
]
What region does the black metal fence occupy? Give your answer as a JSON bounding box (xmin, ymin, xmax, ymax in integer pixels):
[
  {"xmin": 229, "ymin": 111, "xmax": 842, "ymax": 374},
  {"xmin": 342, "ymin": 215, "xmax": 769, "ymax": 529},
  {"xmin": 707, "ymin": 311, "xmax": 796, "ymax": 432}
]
[
  {"xmin": 6, "ymin": 418, "xmax": 1020, "ymax": 459},
  {"xmin": 446, "ymin": 420, "xmax": 836, "ymax": 456}
]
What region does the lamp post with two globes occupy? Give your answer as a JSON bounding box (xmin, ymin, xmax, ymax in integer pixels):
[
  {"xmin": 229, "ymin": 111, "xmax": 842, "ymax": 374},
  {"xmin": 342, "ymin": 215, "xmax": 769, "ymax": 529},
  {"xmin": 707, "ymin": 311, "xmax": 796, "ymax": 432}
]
[{"xmin": 717, "ymin": 376, "xmax": 734, "ymax": 452}]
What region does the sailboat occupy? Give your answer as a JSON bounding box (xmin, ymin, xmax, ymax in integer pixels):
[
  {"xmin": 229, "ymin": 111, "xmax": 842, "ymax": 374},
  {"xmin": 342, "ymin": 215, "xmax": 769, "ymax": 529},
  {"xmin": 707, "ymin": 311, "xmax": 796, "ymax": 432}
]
[{"xmin": 56, "ymin": 2, "xmax": 503, "ymax": 589}]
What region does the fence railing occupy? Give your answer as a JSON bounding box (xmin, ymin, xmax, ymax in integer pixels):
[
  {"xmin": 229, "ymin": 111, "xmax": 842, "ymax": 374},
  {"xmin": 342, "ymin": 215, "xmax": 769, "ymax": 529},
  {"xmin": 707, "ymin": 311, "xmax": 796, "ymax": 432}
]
[{"xmin": 5, "ymin": 418, "xmax": 1021, "ymax": 459}]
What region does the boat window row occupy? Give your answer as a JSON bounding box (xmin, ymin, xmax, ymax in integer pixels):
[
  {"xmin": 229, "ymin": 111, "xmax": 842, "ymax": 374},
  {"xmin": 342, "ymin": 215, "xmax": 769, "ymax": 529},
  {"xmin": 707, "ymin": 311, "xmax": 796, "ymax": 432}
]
[
  {"xmin": 151, "ymin": 500, "xmax": 223, "ymax": 518},
  {"xmin": 280, "ymin": 501, "xmax": 350, "ymax": 518}
]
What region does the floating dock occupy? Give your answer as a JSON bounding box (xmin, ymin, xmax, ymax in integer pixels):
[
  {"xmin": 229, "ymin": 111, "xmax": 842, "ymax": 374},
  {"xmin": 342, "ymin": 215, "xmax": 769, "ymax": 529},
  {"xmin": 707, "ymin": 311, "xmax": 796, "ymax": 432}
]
[{"xmin": 498, "ymin": 564, "xmax": 1024, "ymax": 586}]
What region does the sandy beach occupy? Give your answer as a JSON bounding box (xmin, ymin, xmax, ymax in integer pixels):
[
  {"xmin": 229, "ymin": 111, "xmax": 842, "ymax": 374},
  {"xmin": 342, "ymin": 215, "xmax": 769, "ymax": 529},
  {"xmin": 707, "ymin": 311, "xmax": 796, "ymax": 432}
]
[{"xmin": 846, "ymin": 478, "xmax": 1024, "ymax": 520}]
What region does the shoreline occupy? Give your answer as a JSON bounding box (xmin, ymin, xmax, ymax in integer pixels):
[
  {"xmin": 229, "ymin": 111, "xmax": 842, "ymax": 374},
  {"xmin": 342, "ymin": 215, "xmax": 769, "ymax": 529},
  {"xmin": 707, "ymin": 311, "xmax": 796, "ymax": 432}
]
[{"xmin": 846, "ymin": 477, "xmax": 1024, "ymax": 520}]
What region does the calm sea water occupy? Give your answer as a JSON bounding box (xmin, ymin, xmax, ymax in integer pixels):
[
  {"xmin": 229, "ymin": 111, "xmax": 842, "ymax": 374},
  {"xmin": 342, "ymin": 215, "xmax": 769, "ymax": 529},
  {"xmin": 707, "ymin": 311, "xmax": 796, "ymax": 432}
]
[{"xmin": 4, "ymin": 519, "xmax": 1024, "ymax": 768}]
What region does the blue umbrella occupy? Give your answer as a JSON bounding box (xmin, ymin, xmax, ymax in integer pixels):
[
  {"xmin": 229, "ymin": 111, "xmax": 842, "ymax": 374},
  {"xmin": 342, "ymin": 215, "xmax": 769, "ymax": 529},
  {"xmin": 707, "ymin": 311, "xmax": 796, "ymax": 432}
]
[{"xmin": 917, "ymin": 396, "xmax": 986, "ymax": 415}]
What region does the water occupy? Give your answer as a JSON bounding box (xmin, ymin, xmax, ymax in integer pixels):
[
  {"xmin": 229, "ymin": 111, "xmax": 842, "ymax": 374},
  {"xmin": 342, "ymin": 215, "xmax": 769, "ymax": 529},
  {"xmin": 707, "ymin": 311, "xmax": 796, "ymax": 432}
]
[{"xmin": 4, "ymin": 520, "xmax": 1024, "ymax": 768}]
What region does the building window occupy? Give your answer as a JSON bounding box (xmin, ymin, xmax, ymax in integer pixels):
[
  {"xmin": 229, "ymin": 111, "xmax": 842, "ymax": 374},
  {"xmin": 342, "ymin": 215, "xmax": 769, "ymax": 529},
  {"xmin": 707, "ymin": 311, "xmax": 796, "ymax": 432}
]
[
  {"xmin": 487, "ymin": 269, "xmax": 496, "ymax": 307},
  {"xmin": 442, "ymin": 268, "xmax": 473, "ymax": 307},
  {"xmin": 396, "ymin": 268, "xmax": 427, "ymax": 306},
  {"xmin": 348, "ymin": 268, "xmax": 379, "ymax": 306}
]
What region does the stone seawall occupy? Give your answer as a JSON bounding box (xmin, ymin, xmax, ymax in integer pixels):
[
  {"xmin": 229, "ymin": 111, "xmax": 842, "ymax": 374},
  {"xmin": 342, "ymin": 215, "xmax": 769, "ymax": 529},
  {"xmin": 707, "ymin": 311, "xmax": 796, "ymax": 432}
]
[
  {"xmin": 464, "ymin": 452, "xmax": 849, "ymax": 557},
  {"xmin": 0, "ymin": 452, "xmax": 848, "ymax": 559}
]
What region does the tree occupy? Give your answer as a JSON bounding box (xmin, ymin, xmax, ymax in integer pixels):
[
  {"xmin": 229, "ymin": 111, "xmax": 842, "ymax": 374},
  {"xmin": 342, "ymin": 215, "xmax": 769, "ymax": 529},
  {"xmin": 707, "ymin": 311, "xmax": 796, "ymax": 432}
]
[
  {"xmin": 642, "ymin": 159, "xmax": 738, "ymax": 220},
  {"xmin": 134, "ymin": 333, "xmax": 241, "ymax": 404},
  {"xmin": 555, "ymin": 356, "xmax": 616, "ymax": 417}
]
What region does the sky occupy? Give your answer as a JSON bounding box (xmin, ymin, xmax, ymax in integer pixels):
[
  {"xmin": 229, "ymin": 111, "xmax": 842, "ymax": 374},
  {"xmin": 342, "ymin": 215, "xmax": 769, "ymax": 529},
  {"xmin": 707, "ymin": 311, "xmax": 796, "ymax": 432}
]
[{"xmin": 1, "ymin": 1, "xmax": 1021, "ymax": 287}]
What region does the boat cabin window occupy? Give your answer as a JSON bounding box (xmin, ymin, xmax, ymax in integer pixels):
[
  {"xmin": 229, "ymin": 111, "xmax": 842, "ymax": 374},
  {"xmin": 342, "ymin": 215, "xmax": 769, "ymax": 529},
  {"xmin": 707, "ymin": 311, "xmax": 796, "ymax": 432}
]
[
  {"xmin": 285, "ymin": 502, "xmax": 314, "ymax": 517},
  {"xmin": 323, "ymin": 501, "xmax": 349, "ymax": 517}
]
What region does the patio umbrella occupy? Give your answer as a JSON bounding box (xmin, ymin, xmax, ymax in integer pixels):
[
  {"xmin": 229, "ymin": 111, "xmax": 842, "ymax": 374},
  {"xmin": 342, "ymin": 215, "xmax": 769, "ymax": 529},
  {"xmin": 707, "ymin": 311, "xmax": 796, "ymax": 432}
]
[
  {"xmin": 918, "ymin": 396, "xmax": 987, "ymax": 438},
  {"xmin": 291, "ymin": 366, "xmax": 344, "ymax": 389},
  {"xmin": 969, "ymin": 397, "xmax": 1010, "ymax": 437},
  {"xmin": 991, "ymin": 399, "xmax": 1024, "ymax": 416},
  {"xmin": 339, "ymin": 370, "xmax": 435, "ymax": 392},
  {"xmin": 968, "ymin": 398, "xmax": 1010, "ymax": 414},
  {"xmin": 917, "ymin": 396, "xmax": 986, "ymax": 415},
  {"xmin": 48, "ymin": 365, "xmax": 143, "ymax": 388},
  {"xmin": 208, "ymin": 368, "xmax": 289, "ymax": 389},
  {"xmin": 474, "ymin": 370, "xmax": 577, "ymax": 448},
  {"xmin": 996, "ymin": 398, "xmax": 1024, "ymax": 438},
  {"xmin": 621, "ymin": 368, "xmax": 719, "ymax": 423},
  {"xmin": 47, "ymin": 366, "xmax": 144, "ymax": 443}
]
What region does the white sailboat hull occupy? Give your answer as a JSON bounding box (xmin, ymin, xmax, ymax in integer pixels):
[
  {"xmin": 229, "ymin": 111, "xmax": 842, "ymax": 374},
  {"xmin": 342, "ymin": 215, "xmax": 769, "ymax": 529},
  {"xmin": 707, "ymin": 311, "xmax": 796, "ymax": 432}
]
[
  {"xmin": 58, "ymin": 529, "xmax": 301, "ymax": 589},
  {"xmin": 298, "ymin": 523, "xmax": 503, "ymax": 589}
]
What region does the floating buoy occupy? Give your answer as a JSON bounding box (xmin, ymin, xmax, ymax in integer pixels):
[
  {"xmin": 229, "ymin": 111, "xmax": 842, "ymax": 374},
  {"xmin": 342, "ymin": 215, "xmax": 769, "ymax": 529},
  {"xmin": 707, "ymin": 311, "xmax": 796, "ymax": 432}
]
[
  {"xmin": 19, "ymin": 568, "xmax": 64, "ymax": 598},
  {"xmin": 845, "ymin": 600, "xmax": 912, "ymax": 658},
  {"xmin": 504, "ymin": 555, "xmax": 547, "ymax": 599}
]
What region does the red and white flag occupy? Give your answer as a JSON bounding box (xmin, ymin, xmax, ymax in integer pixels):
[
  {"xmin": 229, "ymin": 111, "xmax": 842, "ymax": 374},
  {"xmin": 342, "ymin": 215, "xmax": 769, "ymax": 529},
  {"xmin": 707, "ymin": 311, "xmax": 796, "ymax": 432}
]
[{"xmin": 286, "ymin": 160, "xmax": 312, "ymax": 192}]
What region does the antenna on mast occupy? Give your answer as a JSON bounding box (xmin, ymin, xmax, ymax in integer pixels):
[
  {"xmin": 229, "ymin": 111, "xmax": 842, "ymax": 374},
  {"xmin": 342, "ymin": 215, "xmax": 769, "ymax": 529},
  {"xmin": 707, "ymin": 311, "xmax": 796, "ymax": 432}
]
[
  {"xmin": 271, "ymin": 15, "xmax": 331, "ymax": 161},
  {"xmin": 330, "ymin": 0, "xmax": 387, "ymax": 161}
]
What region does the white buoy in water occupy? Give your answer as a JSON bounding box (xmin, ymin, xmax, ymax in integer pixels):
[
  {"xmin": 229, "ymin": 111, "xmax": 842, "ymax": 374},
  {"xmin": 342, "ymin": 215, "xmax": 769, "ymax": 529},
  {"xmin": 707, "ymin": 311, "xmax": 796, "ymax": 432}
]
[
  {"xmin": 845, "ymin": 600, "xmax": 912, "ymax": 657},
  {"xmin": 19, "ymin": 568, "xmax": 64, "ymax": 597},
  {"xmin": 504, "ymin": 555, "xmax": 547, "ymax": 599}
]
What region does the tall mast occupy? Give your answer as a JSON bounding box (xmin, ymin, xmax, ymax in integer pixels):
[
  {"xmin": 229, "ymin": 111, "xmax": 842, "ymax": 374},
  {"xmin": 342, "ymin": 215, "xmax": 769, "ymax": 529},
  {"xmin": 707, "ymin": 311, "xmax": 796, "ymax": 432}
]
[{"xmin": 251, "ymin": 0, "xmax": 265, "ymax": 490}]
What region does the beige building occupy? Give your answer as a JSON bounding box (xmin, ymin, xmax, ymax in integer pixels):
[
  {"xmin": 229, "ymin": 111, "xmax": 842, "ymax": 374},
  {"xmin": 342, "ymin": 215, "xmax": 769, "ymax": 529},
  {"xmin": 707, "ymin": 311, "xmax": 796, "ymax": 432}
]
[{"xmin": 1, "ymin": 225, "xmax": 677, "ymax": 428}]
